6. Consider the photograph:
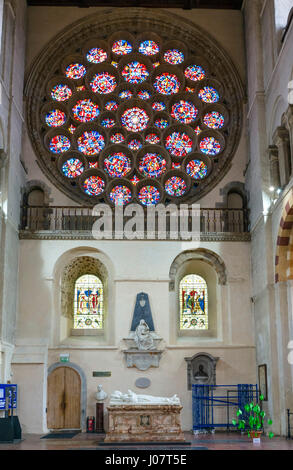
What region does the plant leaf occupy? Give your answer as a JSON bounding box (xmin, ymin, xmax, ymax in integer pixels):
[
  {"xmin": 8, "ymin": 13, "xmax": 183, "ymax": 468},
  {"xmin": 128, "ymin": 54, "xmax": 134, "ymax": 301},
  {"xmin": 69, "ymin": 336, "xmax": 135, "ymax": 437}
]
[{"xmin": 269, "ymin": 432, "xmax": 274, "ymax": 439}]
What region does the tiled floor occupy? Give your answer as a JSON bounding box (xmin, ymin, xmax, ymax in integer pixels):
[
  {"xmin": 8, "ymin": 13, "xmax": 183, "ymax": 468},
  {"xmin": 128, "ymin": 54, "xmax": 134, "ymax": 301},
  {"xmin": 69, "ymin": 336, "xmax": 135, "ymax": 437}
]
[{"xmin": 0, "ymin": 432, "xmax": 293, "ymax": 450}]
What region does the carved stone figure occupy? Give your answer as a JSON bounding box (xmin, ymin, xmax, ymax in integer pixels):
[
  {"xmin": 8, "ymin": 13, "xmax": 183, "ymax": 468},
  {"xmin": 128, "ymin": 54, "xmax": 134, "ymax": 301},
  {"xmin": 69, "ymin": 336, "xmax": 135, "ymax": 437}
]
[
  {"xmin": 134, "ymin": 320, "xmax": 156, "ymax": 351},
  {"xmin": 95, "ymin": 384, "xmax": 107, "ymax": 402},
  {"xmin": 110, "ymin": 389, "xmax": 181, "ymax": 405}
]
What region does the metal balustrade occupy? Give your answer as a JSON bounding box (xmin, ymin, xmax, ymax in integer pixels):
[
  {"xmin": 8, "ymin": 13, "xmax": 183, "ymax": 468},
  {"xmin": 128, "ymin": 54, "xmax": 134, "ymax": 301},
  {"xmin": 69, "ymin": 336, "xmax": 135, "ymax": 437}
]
[{"xmin": 20, "ymin": 205, "xmax": 250, "ymax": 237}]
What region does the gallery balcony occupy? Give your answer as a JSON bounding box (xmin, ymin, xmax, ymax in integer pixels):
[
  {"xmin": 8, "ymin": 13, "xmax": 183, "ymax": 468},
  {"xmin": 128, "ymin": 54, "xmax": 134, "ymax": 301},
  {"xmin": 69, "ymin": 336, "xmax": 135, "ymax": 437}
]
[{"xmin": 19, "ymin": 205, "xmax": 250, "ymax": 241}]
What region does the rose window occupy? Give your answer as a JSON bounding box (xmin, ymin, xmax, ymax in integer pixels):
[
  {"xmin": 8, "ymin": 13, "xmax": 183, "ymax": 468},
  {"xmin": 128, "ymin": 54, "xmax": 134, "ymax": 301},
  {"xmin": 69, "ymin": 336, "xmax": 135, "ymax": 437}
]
[{"xmin": 29, "ymin": 26, "xmax": 240, "ymax": 207}]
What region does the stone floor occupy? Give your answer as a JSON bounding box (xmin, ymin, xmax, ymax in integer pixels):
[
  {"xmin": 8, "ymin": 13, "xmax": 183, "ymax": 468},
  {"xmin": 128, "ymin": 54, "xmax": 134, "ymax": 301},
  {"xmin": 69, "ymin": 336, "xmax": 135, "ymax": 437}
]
[{"xmin": 0, "ymin": 431, "xmax": 293, "ymax": 451}]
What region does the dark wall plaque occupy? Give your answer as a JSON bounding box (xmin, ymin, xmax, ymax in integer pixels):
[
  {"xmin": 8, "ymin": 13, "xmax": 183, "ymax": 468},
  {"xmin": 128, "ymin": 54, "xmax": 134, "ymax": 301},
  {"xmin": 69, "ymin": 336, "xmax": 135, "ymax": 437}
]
[{"xmin": 92, "ymin": 371, "xmax": 111, "ymax": 377}]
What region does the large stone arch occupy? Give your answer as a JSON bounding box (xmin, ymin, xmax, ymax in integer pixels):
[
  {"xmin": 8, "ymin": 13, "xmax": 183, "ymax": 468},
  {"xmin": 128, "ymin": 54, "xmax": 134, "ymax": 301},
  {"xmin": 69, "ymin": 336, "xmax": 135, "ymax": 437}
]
[
  {"xmin": 169, "ymin": 248, "xmax": 227, "ymax": 291},
  {"xmin": 275, "ymin": 188, "xmax": 293, "ymax": 283}
]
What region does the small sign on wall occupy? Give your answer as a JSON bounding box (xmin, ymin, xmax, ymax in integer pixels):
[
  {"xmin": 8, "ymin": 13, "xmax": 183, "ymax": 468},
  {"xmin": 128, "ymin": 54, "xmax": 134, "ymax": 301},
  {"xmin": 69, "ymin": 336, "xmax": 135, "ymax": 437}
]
[{"xmin": 59, "ymin": 353, "xmax": 70, "ymax": 363}]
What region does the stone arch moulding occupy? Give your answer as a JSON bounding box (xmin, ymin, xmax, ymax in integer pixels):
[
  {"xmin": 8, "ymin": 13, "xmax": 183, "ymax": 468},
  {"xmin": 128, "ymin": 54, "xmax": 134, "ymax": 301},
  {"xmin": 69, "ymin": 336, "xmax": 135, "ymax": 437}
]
[
  {"xmin": 61, "ymin": 255, "xmax": 108, "ymax": 319},
  {"xmin": 169, "ymin": 248, "xmax": 227, "ymax": 291},
  {"xmin": 22, "ymin": 179, "xmax": 53, "ymax": 205},
  {"xmin": 275, "ymin": 187, "xmax": 293, "ymax": 283},
  {"xmin": 47, "ymin": 362, "xmax": 87, "ymax": 430},
  {"xmin": 217, "ymin": 181, "xmax": 248, "ymax": 208},
  {"xmin": 24, "ymin": 7, "xmax": 245, "ymax": 206}
]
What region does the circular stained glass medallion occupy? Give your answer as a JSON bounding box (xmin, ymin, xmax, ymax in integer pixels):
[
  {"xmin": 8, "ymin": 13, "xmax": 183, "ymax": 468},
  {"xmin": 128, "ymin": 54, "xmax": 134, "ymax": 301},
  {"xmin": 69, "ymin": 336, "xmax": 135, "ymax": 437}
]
[
  {"xmin": 122, "ymin": 61, "xmax": 149, "ymax": 84},
  {"xmin": 45, "ymin": 109, "xmax": 66, "ymax": 127},
  {"xmin": 186, "ymin": 159, "xmax": 208, "ymax": 180},
  {"xmin": 138, "ymin": 185, "xmax": 161, "ymax": 206},
  {"xmin": 51, "ymin": 84, "xmax": 72, "ymax": 102},
  {"xmin": 83, "ymin": 175, "xmax": 105, "ymax": 196},
  {"xmin": 90, "ymin": 72, "xmax": 117, "ymax": 94},
  {"xmin": 171, "ymin": 100, "xmax": 198, "ymax": 124},
  {"xmin": 72, "ymin": 99, "xmax": 100, "ymax": 123},
  {"xmin": 165, "ymin": 175, "xmax": 187, "ymax": 197},
  {"xmin": 62, "ymin": 158, "xmax": 84, "ymax": 178},
  {"xmin": 165, "ymin": 132, "xmax": 193, "ymax": 158},
  {"xmin": 109, "ymin": 184, "xmax": 132, "ymax": 205},
  {"xmin": 121, "ymin": 107, "xmax": 149, "ymax": 132},
  {"xmin": 65, "ymin": 63, "xmax": 86, "ymax": 80},
  {"xmin": 103, "ymin": 152, "xmax": 131, "ymax": 178},
  {"xmin": 139, "ymin": 153, "xmax": 167, "ymax": 178},
  {"xmin": 139, "ymin": 40, "xmax": 160, "ymax": 56},
  {"xmin": 77, "ymin": 131, "xmax": 105, "ymax": 156},
  {"xmin": 153, "ymin": 73, "xmax": 180, "ymax": 95}
]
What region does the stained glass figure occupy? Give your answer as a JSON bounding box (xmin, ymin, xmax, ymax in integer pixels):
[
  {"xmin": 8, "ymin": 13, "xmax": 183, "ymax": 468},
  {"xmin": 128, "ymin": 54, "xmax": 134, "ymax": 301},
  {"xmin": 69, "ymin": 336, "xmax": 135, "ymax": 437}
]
[
  {"xmin": 109, "ymin": 185, "xmax": 132, "ymax": 205},
  {"xmin": 72, "ymin": 99, "xmax": 100, "ymax": 123},
  {"xmin": 83, "ymin": 175, "xmax": 105, "ymax": 196},
  {"xmin": 45, "ymin": 109, "xmax": 66, "ymax": 127},
  {"xmin": 203, "ymin": 111, "xmax": 225, "ymax": 129},
  {"xmin": 139, "ymin": 153, "xmax": 167, "ymax": 178},
  {"xmin": 90, "ymin": 72, "xmax": 117, "ymax": 94},
  {"xmin": 111, "ymin": 61, "xmax": 119, "ymax": 68},
  {"xmin": 89, "ymin": 161, "xmax": 99, "ymax": 168},
  {"xmin": 112, "ymin": 39, "xmax": 132, "ymax": 55},
  {"xmin": 137, "ymin": 90, "xmax": 151, "ymax": 100},
  {"xmin": 103, "ymin": 152, "xmax": 131, "ymax": 178},
  {"xmin": 165, "ymin": 132, "xmax": 193, "ymax": 158},
  {"xmin": 164, "ymin": 175, "xmax": 187, "ymax": 197},
  {"xmin": 77, "ymin": 131, "xmax": 105, "ymax": 156},
  {"xmin": 163, "ymin": 49, "xmax": 184, "ymax": 65},
  {"xmin": 186, "ymin": 159, "xmax": 208, "ymax": 180},
  {"xmin": 153, "ymin": 73, "xmax": 180, "ymax": 95},
  {"xmin": 68, "ymin": 124, "xmax": 76, "ymax": 134},
  {"xmin": 184, "ymin": 65, "xmax": 205, "ymax": 82},
  {"xmin": 145, "ymin": 133, "xmax": 160, "ymax": 145},
  {"xmin": 130, "ymin": 174, "xmax": 140, "ymax": 185},
  {"xmin": 119, "ymin": 90, "xmax": 133, "ymax": 100},
  {"xmin": 193, "ymin": 126, "xmax": 202, "ymax": 135},
  {"xmin": 153, "ymin": 61, "xmax": 160, "ymax": 68},
  {"xmin": 49, "ymin": 135, "xmax": 71, "ymax": 153},
  {"xmin": 86, "ymin": 47, "xmax": 108, "ymax": 64},
  {"xmin": 62, "ymin": 158, "xmax": 84, "ymax": 178},
  {"xmin": 76, "ymin": 85, "xmax": 86, "ymax": 92},
  {"xmin": 152, "ymin": 101, "xmax": 166, "ymax": 111},
  {"xmin": 128, "ymin": 139, "xmax": 142, "ymax": 151},
  {"xmin": 65, "ymin": 63, "xmax": 86, "ymax": 80},
  {"xmin": 172, "ymin": 162, "xmax": 181, "ymax": 169},
  {"xmin": 198, "ymin": 86, "xmax": 220, "ymax": 103},
  {"xmin": 185, "ymin": 86, "xmax": 195, "ymax": 93},
  {"xmin": 171, "ymin": 100, "xmax": 198, "ymax": 124},
  {"xmin": 138, "ymin": 185, "xmax": 161, "ymax": 206},
  {"xmin": 154, "ymin": 118, "xmax": 169, "ymax": 129},
  {"xmin": 138, "ymin": 40, "xmax": 160, "ymax": 56},
  {"xmin": 74, "ymin": 274, "xmax": 104, "ymax": 329},
  {"xmin": 101, "ymin": 117, "xmax": 116, "ymax": 128},
  {"xmin": 105, "ymin": 100, "xmax": 118, "ymax": 111},
  {"xmin": 51, "ymin": 84, "xmax": 72, "ymax": 102},
  {"xmin": 199, "ymin": 136, "xmax": 221, "ymax": 156},
  {"xmin": 110, "ymin": 132, "xmax": 125, "ymax": 144},
  {"xmin": 121, "ymin": 107, "xmax": 149, "ymax": 132},
  {"xmin": 179, "ymin": 274, "xmax": 208, "ymax": 330},
  {"xmin": 122, "ymin": 61, "xmax": 149, "ymax": 84}
]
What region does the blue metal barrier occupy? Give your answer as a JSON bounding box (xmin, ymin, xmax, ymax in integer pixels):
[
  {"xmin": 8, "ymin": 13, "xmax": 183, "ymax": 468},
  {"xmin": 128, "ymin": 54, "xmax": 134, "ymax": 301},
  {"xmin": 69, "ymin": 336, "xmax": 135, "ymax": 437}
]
[{"xmin": 192, "ymin": 384, "xmax": 259, "ymax": 432}]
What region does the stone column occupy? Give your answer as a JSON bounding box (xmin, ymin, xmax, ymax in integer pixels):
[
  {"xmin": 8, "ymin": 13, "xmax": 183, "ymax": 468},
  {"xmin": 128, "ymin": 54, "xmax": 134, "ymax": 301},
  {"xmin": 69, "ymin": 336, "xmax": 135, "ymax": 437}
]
[
  {"xmin": 273, "ymin": 126, "xmax": 291, "ymax": 187},
  {"xmin": 267, "ymin": 145, "xmax": 281, "ymax": 189}
]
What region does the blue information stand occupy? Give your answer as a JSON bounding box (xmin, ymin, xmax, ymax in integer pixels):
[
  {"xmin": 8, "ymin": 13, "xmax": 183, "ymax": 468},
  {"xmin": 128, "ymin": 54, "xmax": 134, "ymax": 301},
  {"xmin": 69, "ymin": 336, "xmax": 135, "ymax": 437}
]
[{"xmin": 0, "ymin": 384, "xmax": 17, "ymax": 410}]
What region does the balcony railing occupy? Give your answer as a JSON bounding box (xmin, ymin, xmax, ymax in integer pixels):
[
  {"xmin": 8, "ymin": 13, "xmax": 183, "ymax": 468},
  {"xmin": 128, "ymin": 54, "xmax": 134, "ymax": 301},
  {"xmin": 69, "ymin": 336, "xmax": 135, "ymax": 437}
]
[{"xmin": 19, "ymin": 205, "xmax": 250, "ymax": 240}]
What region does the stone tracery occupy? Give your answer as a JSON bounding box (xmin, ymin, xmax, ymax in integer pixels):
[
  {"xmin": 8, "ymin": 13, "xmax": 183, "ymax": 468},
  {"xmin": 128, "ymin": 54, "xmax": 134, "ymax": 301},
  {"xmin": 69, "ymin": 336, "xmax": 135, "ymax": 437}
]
[{"xmin": 25, "ymin": 8, "xmax": 244, "ymax": 206}]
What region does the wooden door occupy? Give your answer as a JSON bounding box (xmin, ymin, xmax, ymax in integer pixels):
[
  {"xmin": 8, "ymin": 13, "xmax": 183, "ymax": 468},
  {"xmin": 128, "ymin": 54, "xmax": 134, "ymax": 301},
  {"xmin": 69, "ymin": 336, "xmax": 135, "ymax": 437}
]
[{"xmin": 47, "ymin": 367, "xmax": 81, "ymax": 430}]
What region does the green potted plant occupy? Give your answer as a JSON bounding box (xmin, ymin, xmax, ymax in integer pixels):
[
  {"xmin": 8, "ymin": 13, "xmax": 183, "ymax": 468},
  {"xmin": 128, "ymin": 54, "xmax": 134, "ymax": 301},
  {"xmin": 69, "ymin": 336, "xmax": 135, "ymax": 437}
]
[{"xmin": 232, "ymin": 394, "xmax": 274, "ymax": 443}]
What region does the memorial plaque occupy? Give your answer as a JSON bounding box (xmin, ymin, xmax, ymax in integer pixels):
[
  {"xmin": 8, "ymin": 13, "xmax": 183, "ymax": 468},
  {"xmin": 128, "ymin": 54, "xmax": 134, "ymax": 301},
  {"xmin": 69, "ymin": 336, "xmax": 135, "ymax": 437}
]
[
  {"xmin": 135, "ymin": 377, "xmax": 151, "ymax": 389},
  {"xmin": 93, "ymin": 371, "xmax": 111, "ymax": 377}
]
